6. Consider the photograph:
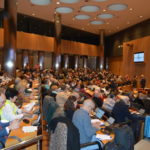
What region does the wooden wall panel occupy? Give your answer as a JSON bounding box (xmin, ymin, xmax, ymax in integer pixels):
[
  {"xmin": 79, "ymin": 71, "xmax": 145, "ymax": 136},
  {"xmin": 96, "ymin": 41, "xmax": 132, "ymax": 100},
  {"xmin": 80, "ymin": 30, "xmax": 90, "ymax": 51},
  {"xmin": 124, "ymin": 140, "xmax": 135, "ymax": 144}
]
[
  {"xmin": 0, "ymin": 28, "xmax": 99, "ymax": 56},
  {"xmin": 16, "ymin": 50, "xmax": 23, "ymax": 69},
  {"xmin": 108, "ymin": 56, "xmax": 123, "ymax": 75},
  {"xmin": 61, "ymin": 39, "xmax": 100, "ymax": 56},
  {"xmin": 17, "ymin": 31, "xmax": 54, "ymax": 52},
  {"xmin": 123, "ymin": 36, "xmax": 150, "ymax": 87},
  {"xmin": 0, "ymin": 28, "xmax": 4, "ymax": 47},
  {"xmin": 108, "ymin": 36, "xmax": 150, "ymax": 87}
]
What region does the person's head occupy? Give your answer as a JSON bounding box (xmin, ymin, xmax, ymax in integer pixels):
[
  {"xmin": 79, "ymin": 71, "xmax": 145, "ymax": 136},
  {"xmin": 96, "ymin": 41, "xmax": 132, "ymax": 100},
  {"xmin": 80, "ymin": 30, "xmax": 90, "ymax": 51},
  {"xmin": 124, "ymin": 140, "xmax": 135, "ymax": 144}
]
[
  {"xmin": 141, "ymin": 74, "xmax": 144, "ymax": 78},
  {"xmin": 117, "ymin": 95, "xmax": 130, "ymax": 106},
  {"xmin": 64, "ymin": 95, "xmax": 77, "ymax": 111},
  {"xmin": 15, "ymin": 80, "xmax": 28, "ymax": 92},
  {"xmin": 5, "ymin": 88, "xmax": 18, "ymax": 103},
  {"xmin": 82, "ymin": 99, "xmax": 95, "ymax": 114},
  {"xmin": 0, "ymin": 90, "xmax": 6, "ymax": 108}
]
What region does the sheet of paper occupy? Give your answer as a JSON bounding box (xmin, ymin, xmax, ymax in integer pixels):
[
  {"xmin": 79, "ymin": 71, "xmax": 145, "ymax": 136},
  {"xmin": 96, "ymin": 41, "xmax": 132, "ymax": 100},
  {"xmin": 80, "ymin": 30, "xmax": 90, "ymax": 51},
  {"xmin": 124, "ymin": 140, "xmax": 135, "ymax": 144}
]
[
  {"xmin": 91, "ymin": 119, "xmax": 105, "ymax": 126},
  {"xmin": 22, "ymin": 126, "xmax": 37, "ymax": 133},
  {"xmin": 96, "ymin": 134, "xmax": 112, "ymax": 140}
]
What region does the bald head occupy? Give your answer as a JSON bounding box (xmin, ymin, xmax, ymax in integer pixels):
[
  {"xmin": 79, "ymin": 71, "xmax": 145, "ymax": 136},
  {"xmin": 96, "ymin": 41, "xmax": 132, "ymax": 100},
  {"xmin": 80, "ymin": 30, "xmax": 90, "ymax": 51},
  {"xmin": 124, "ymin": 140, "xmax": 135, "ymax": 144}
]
[{"xmin": 82, "ymin": 99, "xmax": 95, "ymax": 113}]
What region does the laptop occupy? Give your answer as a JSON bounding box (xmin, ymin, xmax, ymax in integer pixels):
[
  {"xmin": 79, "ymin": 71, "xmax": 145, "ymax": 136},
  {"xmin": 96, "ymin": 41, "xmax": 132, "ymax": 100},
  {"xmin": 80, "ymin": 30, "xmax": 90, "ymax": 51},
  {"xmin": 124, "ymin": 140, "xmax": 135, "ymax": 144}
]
[
  {"xmin": 104, "ymin": 117, "xmax": 115, "ymax": 126},
  {"xmin": 95, "ymin": 108, "xmax": 105, "ymax": 119}
]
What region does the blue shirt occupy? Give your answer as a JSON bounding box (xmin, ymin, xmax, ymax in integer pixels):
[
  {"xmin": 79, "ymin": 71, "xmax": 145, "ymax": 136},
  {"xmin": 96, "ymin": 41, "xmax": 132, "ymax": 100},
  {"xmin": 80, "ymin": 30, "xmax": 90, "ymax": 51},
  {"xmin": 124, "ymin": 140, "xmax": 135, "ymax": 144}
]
[{"xmin": 72, "ymin": 108, "xmax": 97, "ymax": 144}]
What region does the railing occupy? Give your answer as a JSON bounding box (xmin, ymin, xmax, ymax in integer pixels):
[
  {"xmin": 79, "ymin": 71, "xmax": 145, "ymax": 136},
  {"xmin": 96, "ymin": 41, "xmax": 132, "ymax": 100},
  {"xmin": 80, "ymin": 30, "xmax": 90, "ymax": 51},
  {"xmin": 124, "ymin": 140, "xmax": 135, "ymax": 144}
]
[{"xmin": 3, "ymin": 135, "xmax": 43, "ymax": 150}]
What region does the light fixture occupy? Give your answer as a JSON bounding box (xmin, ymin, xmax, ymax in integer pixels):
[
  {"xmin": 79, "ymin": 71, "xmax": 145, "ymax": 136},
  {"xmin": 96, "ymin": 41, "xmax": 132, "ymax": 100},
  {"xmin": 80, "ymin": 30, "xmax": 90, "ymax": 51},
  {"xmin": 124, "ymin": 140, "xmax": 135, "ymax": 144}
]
[
  {"xmin": 139, "ymin": 15, "xmax": 143, "ymax": 18},
  {"xmin": 107, "ymin": 4, "xmax": 128, "ymax": 11},
  {"xmin": 103, "ymin": 9, "xmax": 106, "ymax": 12},
  {"xmin": 98, "ymin": 13, "xmax": 114, "ymax": 19},
  {"xmin": 30, "ymin": 0, "xmax": 51, "ymax": 5},
  {"xmin": 32, "ymin": 13, "xmax": 35, "ymax": 16},
  {"xmin": 129, "ymin": 8, "xmax": 133, "ymax": 11},
  {"xmin": 6, "ymin": 61, "xmax": 14, "ymax": 68},
  {"xmin": 75, "ymin": 14, "xmax": 90, "ymax": 20},
  {"xmin": 56, "ymin": 1, "xmax": 60, "ymax": 4},
  {"xmin": 81, "ymin": 5, "xmax": 100, "ymax": 12},
  {"xmin": 56, "ymin": 7, "xmax": 73, "ymax": 13},
  {"xmin": 60, "ymin": 0, "xmax": 80, "ymax": 3},
  {"xmin": 90, "ymin": 20, "xmax": 104, "ymax": 25}
]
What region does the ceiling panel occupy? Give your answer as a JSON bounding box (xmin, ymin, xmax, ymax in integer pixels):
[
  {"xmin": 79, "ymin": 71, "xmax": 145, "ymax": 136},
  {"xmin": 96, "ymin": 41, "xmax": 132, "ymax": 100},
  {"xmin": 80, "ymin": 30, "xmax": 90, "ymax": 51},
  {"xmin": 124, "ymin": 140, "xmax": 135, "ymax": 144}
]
[{"xmin": 0, "ymin": 0, "xmax": 149, "ymax": 35}]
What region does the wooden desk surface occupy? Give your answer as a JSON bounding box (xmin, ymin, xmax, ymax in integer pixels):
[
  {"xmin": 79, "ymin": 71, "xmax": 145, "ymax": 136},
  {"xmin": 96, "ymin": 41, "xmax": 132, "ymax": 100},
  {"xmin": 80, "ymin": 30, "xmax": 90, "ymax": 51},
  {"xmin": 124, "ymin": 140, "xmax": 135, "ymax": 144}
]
[
  {"xmin": 5, "ymin": 99, "xmax": 40, "ymax": 149},
  {"xmin": 96, "ymin": 129, "xmax": 114, "ymax": 145}
]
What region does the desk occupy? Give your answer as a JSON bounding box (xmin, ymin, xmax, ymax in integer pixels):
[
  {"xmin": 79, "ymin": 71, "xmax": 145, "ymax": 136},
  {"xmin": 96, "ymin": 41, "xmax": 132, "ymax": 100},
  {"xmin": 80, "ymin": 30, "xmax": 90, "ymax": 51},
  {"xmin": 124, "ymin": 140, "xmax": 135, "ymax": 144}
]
[
  {"xmin": 96, "ymin": 130, "xmax": 114, "ymax": 145},
  {"xmin": 5, "ymin": 87, "xmax": 40, "ymax": 150},
  {"xmin": 5, "ymin": 115, "xmax": 38, "ymax": 150}
]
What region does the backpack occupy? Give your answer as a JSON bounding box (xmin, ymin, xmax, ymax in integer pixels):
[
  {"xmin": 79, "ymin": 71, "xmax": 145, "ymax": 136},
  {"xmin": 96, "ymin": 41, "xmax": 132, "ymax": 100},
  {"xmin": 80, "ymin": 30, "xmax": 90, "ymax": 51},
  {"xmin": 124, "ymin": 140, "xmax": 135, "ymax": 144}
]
[
  {"xmin": 103, "ymin": 124, "xmax": 134, "ymax": 150},
  {"xmin": 103, "ymin": 141, "xmax": 123, "ymax": 150}
]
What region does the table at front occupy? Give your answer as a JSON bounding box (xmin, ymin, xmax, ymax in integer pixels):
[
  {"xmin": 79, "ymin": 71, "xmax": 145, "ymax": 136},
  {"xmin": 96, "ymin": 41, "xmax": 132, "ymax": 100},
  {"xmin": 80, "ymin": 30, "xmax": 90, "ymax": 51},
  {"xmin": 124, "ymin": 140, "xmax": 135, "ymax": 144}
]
[
  {"xmin": 5, "ymin": 113, "xmax": 39, "ymax": 150},
  {"xmin": 96, "ymin": 129, "xmax": 115, "ymax": 145}
]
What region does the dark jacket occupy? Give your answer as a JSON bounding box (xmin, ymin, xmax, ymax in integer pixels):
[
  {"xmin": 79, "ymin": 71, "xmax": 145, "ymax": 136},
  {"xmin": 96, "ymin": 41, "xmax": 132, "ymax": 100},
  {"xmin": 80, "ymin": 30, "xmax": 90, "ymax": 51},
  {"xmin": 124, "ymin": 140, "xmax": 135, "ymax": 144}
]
[
  {"xmin": 49, "ymin": 117, "xmax": 80, "ymax": 150},
  {"xmin": 0, "ymin": 122, "xmax": 10, "ymax": 148},
  {"xmin": 112, "ymin": 101, "xmax": 142, "ymax": 123},
  {"xmin": 65, "ymin": 110, "xmax": 75, "ymax": 121}
]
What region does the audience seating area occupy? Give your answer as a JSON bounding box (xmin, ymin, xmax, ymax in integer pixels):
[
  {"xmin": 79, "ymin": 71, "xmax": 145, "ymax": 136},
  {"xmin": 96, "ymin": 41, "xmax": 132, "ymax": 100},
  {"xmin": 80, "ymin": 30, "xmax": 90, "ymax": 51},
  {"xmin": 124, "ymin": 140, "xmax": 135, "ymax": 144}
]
[{"xmin": 0, "ymin": 68, "xmax": 150, "ymax": 150}]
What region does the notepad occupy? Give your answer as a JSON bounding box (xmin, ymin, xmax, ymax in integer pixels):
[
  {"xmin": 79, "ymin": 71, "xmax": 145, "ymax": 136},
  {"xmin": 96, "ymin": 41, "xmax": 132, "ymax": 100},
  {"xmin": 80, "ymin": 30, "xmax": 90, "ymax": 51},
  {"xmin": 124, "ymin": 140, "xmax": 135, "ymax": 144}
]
[
  {"xmin": 22, "ymin": 126, "xmax": 37, "ymax": 133},
  {"xmin": 24, "ymin": 102, "xmax": 35, "ymax": 112},
  {"xmin": 91, "ymin": 119, "xmax": 105, "ymax": 126},
  {"xmin": 96, "ymin": 134, "xmax": 112, "ymax": 140}
]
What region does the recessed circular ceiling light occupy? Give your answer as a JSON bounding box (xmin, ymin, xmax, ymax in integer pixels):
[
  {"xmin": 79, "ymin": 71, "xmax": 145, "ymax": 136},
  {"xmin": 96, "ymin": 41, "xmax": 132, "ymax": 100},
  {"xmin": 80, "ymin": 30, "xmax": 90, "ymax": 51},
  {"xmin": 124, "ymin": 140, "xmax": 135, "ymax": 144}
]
[
  {"xmin": 81, "ymin": 5, "xmax": 100, "ymax": 12},
  {"xmin": 129, "ymin": 8, "xmax": 133, "ymax": 11},
  {"xmin": 94, "ymin": 0, "xmax": 108, "ymax": 2},
  {"xmin": 90, "ymin": 20, "xmax": 104, "ymax": 25},
  {"xmin": 30, "ymin": 0, "xmax": 51, "ymax": 5},
  {"xmin": 107, "ymin": 4, "xmax": 128, "ymax": 11},
  {"xmin": 98, "ymin": 13, "xmax": 114, "ymax": 19},
  {"xmin": 56, "ymin": 7, "xmax": 73, "ymax": 13},
  {"xmin": 60, "ymin": 0, "xmax": 80, "ymax": 3},
  {"xmin": 75, "ymin": 14, "xmax": 91, "ymax": 20}
]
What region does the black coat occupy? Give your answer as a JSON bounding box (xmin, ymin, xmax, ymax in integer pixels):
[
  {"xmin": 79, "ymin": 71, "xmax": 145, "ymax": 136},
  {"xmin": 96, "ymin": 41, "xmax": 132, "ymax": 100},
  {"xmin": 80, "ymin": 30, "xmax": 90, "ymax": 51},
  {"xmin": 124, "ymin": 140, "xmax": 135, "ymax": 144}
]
[{"xmin": 49, "ymin": 117, "xmax": 80, "ymax": 150}]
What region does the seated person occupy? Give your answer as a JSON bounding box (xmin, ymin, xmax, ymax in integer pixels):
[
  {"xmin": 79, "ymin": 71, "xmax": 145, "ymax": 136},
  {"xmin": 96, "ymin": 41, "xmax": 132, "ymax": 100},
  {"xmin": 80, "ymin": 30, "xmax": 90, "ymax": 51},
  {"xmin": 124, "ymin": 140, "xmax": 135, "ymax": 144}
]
[
  {"xmin": 0, "ymin": 120, "xmax": 20, "ymax": 149},
  {"xmin": 102, "ymin": 94, "xmax": 116, "ymax": 112},
  {"xmin": 1, "ymin": 88, "xmax": 24, "ymax": 121},
  {"xmin": 15, "ymin": 79, "xmax": 32, "ymax": 103},
  {"xmin": 73, "ymin": 99, "xmax": 100, "ymax": 145},
  {"xmin": 111, "ymin": 95, "xmax": 144, "ymax": 123},
  {"xmin": 64, "ymin": 95, "xmax": 78, "ymax": 121}
]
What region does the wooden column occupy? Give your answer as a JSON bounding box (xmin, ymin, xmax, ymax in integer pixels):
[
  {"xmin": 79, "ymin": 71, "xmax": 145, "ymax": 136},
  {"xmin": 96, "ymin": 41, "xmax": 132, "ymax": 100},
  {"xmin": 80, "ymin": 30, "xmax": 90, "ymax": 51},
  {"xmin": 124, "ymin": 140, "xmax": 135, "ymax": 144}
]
[
  {"xmin": 38, "ymin": 51, "xmax": 44, "ymax": 70},
  {"xmin": 83, "ymin": 56, "xmax": 87, "ymax": 69},
  {"xmin": 53, "ymin": 13, "xmax": 62, "ymax": 71},
  {"xmin": 96, "ymin": 29, "xmax": 105, "ymax": 70},
  {"xmin": 3, "ymin": 0, "xmax": 17, "ymax": 76},
  {"xmin": 74, "ymin": 55, "xmax": 79, "ymax": 70}
]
